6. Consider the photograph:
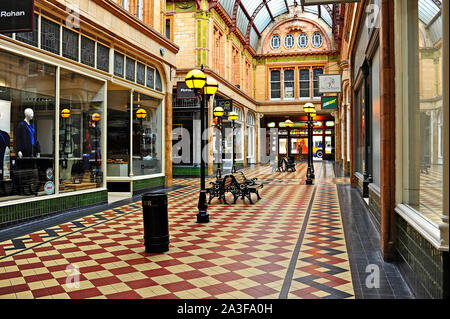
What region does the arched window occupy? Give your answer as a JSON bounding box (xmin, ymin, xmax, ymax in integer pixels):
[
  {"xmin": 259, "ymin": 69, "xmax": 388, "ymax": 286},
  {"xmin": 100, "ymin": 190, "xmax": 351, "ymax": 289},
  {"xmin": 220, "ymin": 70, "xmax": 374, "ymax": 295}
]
[
  {"xmin": 312, "ymin": 32, "xmax": 323, "ymax": 48},
  {"xmin": 298, "ymin": 33, "xmax": 309, "ymax": 49},
  {"xmin": 284, "ymin": 34, "xmax": 295, "ymax": 49},
  {"xmin": 271, "ymin": 35, "xmax": 281, "ymax": 50}
]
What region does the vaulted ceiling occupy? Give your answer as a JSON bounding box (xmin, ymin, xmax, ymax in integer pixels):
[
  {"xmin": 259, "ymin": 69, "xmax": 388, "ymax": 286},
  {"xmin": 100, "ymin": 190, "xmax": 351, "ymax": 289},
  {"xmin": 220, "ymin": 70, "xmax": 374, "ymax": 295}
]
[{"xmin": 215, "ymin": 0, "xmax": 342, "ymax": 50}]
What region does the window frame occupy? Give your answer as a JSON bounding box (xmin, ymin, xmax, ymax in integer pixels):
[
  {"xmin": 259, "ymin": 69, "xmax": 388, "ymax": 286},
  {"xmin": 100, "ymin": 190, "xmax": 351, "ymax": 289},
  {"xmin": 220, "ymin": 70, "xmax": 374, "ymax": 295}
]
[
  {"xmin": 284, "ymin": 34, "xmax": 295, "ymax": 49},
  {"xmin": 270, "ymin": 69, "xmax": 281, "ymax": 100},
  {"xmin": 312, "ymin": 32, "xmax": 323, "ymax": 48},
  {"xmin": 270, "ymin": 34, "xmax": 281, "ymax": 50}
]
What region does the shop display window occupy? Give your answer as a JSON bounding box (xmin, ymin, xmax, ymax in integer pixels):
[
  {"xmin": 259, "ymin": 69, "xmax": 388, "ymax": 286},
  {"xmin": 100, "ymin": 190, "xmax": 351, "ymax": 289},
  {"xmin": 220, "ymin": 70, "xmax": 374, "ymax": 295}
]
[
  {"xmin": 59, "ymin": 69, "xmax": 105, "ymax": 193},
  {"xmin": 107, "ymin": 90, "xmax": 131, "ymax": 177},
  {"xmin": 132, "ymin": 92, "xmax": 162, "ymax": 176},
  {"xmin": 0, "ymin": 50, "xmax": 56, "ymax": 201}
]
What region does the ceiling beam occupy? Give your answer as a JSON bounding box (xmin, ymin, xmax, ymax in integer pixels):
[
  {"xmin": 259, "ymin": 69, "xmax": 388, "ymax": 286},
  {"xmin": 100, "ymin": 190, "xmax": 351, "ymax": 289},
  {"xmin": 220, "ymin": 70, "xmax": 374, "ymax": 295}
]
[{"xmin": 284, "ymin": 0, "xmax": 290, "ymax": 14}]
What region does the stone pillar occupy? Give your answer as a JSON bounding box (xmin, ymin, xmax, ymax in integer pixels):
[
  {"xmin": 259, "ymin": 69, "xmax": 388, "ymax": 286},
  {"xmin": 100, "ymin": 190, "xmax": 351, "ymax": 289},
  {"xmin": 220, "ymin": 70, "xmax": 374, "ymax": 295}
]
[
  {"xmin": 335, "ymin": 109, "xmax": 342, "ymax": 164},
  {"xmin": 165, "ymin": 92, "xmax": 173, "ymax": 187}
]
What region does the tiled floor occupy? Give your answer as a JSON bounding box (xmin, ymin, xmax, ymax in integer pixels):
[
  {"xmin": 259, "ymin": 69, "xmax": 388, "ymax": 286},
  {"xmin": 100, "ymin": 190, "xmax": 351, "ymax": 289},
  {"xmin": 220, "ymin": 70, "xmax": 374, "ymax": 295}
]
[{"xmin": 0, "ymin": 162, "xmax": 413, "ymax": 299}]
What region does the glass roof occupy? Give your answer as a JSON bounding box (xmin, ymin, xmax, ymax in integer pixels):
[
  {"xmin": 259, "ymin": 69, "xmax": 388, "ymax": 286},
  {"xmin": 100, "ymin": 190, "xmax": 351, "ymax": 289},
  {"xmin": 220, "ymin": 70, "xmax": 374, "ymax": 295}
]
[
  {"xmin": 218, "ymin": 0, "xmax": 334, "ymax": 50},
  {"xmin": 418, "ymin": 0, "xmax": 442, "ymax": 45}
]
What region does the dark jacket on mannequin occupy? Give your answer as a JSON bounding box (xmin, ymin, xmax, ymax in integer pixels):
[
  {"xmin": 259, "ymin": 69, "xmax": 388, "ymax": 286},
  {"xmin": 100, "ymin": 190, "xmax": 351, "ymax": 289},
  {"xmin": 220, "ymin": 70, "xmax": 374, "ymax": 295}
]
[{"xmin": 16, "ymin": 121, "xmax": 40, "ymax": 157}]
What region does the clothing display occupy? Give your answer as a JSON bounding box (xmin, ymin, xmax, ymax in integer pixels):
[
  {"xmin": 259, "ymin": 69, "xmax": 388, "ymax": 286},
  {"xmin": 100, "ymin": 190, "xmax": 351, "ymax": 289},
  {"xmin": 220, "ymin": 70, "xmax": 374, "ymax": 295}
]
[
  {"xmin": 16, "ymin": 121, "xmax": 40, "ymax": 157},
  {"xmin": 0, "ymin": 130, "xmax": 10, "ymax": 181}
]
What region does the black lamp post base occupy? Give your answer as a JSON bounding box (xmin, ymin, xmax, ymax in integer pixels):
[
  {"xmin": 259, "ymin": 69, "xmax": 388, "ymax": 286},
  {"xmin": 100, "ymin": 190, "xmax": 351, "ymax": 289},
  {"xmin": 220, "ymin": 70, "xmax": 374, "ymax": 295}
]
[
  {"xmin": 306, "ymin": 179, "xmax": 313, "ymax": 185},
  {"xmin": 196, "ymin": 212, "xmax": 210, "ymax": 223},
  {"xmin": 197, "ymin": 191, "xmax": 209, "ymax": 223},
  {"xmin": 310, "ymin": 173, "xmax": 315, "ymax": 179}
]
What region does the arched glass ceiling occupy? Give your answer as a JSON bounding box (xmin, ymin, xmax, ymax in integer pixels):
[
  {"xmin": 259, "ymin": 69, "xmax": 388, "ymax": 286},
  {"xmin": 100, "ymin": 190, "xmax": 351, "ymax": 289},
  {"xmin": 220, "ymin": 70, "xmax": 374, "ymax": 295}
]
[
  {"xmin": 418, "ymin": 0, "xmax": 442, "ymax": 45},
  {"xmin": 218, "ymin": 0, "xmax": 334, "ymax": 50}
]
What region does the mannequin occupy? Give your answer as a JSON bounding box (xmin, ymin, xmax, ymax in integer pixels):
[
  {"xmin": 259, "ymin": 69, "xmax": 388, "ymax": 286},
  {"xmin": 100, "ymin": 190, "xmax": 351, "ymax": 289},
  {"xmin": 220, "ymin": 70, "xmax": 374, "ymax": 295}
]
[
  {"xmin": 0, "ymin": 129, "xmax": 10, "ymax": 181},
  {"xmin": 16, "ymin": 108, "xmax": 40, "ymax": 159}
]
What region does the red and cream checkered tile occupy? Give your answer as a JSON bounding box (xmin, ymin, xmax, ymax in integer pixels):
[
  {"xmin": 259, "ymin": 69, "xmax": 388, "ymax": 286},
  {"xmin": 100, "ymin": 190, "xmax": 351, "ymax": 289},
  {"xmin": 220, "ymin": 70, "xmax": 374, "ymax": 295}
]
[{"xmin": 0, "ymin": 162, "xmax": 355, "ymax": 299}]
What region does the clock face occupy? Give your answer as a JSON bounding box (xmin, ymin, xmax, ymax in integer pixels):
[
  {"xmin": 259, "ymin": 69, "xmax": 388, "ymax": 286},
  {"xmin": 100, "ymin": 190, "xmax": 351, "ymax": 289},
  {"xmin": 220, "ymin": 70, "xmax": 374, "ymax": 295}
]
[{"xmin": 46, "ymin": 168, "xmax": 53, "ymax": 180}]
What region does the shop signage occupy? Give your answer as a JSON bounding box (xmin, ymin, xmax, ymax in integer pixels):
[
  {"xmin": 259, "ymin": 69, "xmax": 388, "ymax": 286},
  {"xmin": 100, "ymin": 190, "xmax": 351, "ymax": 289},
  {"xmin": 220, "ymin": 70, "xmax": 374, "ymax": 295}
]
[
  {"xmin": 321, "ymin": 96, "xmax": 338, "ymax": 110},
  {"xmin": 318, "ymin": 74, "xmax": 342, "ymax": 94},
  {"xmin": 44, "ymin": 181, "xmax": 55, "ymax": 195},
  {"xmin": 176, "ymin": 81, "xmax": 196, "ymax": 99},
  {"xmin": 0, "ymin": 0, "xmax": 34, "ymax": 33}
]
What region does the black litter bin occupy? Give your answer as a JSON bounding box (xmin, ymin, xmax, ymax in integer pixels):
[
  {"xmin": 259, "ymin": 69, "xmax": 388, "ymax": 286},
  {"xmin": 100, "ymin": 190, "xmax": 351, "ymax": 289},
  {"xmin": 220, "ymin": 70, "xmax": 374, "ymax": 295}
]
[{"xmin": 142, "ymin": 193, "xmax": 169, "ymax": 253}]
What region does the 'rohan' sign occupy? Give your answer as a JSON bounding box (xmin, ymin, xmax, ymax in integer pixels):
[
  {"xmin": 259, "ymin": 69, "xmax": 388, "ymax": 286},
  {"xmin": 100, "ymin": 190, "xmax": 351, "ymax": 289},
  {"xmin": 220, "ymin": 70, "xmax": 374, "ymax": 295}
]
[{"xmin": 0, "ymin": 0, "xmax": 34, "ymax": 33}]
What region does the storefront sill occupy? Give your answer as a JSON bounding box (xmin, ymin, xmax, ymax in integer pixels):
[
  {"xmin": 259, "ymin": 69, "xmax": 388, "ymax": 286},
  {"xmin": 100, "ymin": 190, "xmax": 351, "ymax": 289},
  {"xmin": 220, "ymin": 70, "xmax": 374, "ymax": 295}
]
[
  {"xmin": 0, "ymin": 187, "xmax": 107, "ymax": 209},
  {"xmin": 106, "ymin": 173, "xmax": 165, "ymax": 182},
  {"xmin": 395, "ymin": 204, "xmax": 446, "ymax": 251}
]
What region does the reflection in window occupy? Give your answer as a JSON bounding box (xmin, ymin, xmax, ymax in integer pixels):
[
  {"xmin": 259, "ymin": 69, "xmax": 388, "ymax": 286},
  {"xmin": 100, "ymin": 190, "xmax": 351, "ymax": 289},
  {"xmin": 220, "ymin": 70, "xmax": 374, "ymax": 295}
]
[
  {"xmin": 403, "ymin": 0, "xmax": 444, "ymax": 225},
  {"xmin": 133, "ymin": 92, "xmax": 162, "ymax": 176},
  {"xmin": 0, "ymin": 50, "xmax": 56, "ymax": 202},
  {"xmin": 59, "ymin": 69, "xmax": 104, "ymax": 192}
]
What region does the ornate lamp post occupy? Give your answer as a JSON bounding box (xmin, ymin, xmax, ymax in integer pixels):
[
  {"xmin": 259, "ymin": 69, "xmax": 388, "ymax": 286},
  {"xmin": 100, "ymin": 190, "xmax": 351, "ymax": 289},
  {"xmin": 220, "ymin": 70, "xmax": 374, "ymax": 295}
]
[
  {"xmin": 213, "ymin": 106, "xmax": 225, "ymax": 179},
  {"xmin": 309, "ymin": 111, "xmax": 316, "ymax": 179},
  {"xmin": 228, "ymin": 111, "xmax": 238, "ymax": 173},
  {"xmin": 304, "ymin": 103, "xmax": 316, "ymax": 185},
  {"xmin": 184, "ymin": 67, "xmax": 218, "ymax": 223}
]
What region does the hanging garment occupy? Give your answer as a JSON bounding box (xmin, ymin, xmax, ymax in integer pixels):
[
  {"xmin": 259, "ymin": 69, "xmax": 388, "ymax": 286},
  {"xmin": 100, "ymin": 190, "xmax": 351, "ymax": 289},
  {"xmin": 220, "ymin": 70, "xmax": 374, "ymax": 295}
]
[{"xmin": 16, "ymin": 121, "xmax": 40, "ymax": 157}]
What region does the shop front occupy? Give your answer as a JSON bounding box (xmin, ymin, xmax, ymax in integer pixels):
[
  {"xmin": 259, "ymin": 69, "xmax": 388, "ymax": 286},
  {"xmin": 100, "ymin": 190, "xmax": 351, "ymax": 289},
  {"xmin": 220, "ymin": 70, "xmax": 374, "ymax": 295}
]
[
  {"xmin": 0, "ymin": 5, "xmax": 174, "ymax": 227},
  {"xmin": 264, "ymin": 115, "xmax": 335, "ymax": 161},
  {"xmin": 0, "ymin": 47, "xmax": 108, "ymax": 227}
]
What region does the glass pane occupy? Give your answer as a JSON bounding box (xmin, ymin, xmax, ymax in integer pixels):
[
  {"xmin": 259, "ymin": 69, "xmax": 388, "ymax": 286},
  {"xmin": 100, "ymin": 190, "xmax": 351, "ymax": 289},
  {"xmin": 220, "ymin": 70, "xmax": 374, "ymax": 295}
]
[
  {"xmin": 59, "ymin": 69, "xmax": 104, "ymax": 191},
  {"xmin": 146, "ymin": 67, "xmax": 155, "ymax": 89},
  {"xmin": 126, "ymin": 57, "xmax": 136, "ymax": 82},
  {"xmin": 136, "ymin": 63, "xmax": 146, "ymax": 86},
  {"xmin": 62, "ymin": 28, "xmax": 79, "ymax": 61},
  {"xmin": 0, "ymin": 50, "xmax": 56, "ymax": 201},
  {"xmin": 114, "ymin": 52, "xmax": 124, "ymax": 77},
  {"xmin": 16, "ymin": 14, "xmax": 39, "ymax": 47},
  {"xmin": 107, "ymin": 90, "xmax": 130, "ymax": 177},
  {"xmin": 284, "ymin": 70, "xmax": 294, "ymax": 99},
  {"xmin": 279, "ymin": 138, "xmax": 287, "ymax": 155},
  {"xmin": 132, "ymin": 92, "xmax": 162, "ymax": 176},
  {"xmin": 405, "ymin": 0, "xmax": 443, "ymax": 225},
  {"xmin": 81, "ymin": 36, "xmax": 95, "ymax": 67},
  {"xmin": 155, "ymin": 69, "xmax": 163, "ymax": 91},
  {"xmin": 96, "ymin": 43, "xmax": 109, "ymax": 72},
  {"xmin": 313, "ymin": 68, "xmax": 324, "ymax": 97},
  {"xmin": 41, "ymin": 18, "xmax": 60, "ymax": 55}
]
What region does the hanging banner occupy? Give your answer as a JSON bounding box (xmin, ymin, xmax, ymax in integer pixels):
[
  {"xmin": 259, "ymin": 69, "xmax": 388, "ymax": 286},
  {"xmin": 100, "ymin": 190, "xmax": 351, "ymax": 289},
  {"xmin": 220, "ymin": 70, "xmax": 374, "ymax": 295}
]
[
  {"xmin": 321, "ymin": 96, "xmax": 338, "ymax": 110},
  {"xmin": 0, "ymin": 0, "xmax": 34, "ymax": 33}
]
